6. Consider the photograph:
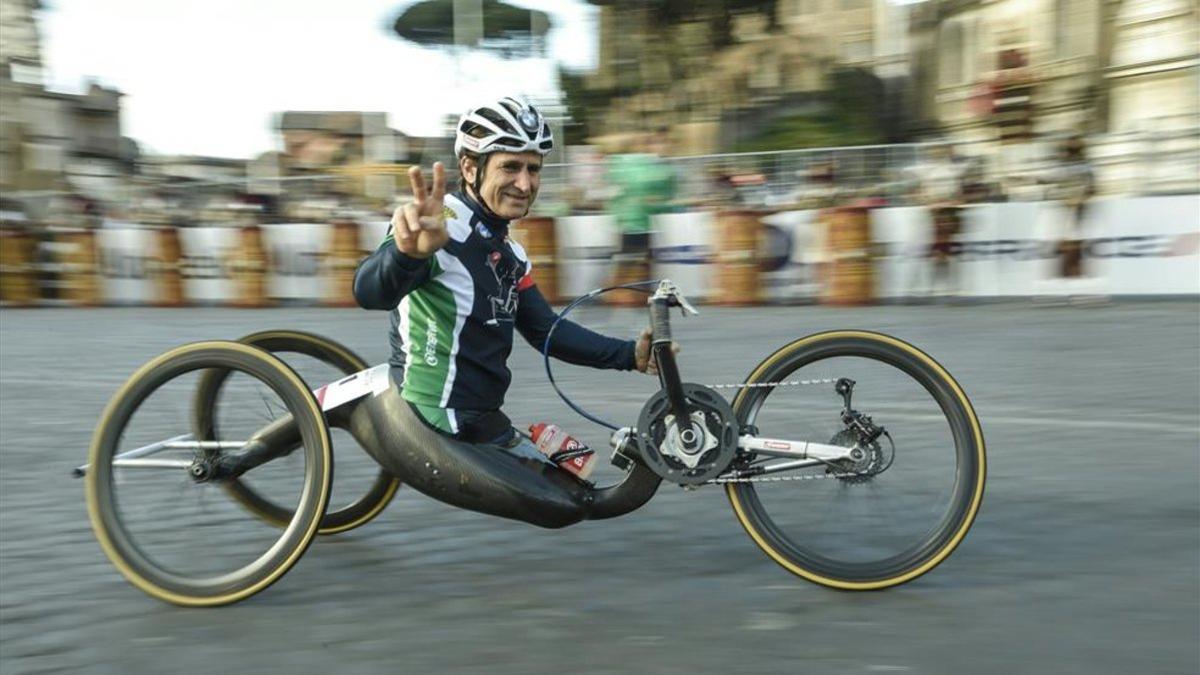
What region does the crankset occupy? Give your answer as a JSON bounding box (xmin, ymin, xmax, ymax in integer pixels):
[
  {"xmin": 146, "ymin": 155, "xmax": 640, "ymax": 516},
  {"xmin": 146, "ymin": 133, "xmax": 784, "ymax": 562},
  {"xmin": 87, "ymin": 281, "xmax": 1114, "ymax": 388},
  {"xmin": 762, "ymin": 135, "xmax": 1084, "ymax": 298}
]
[{"xmin": 633, "ymin": 383, "xmax": 739, "ymax": 486}]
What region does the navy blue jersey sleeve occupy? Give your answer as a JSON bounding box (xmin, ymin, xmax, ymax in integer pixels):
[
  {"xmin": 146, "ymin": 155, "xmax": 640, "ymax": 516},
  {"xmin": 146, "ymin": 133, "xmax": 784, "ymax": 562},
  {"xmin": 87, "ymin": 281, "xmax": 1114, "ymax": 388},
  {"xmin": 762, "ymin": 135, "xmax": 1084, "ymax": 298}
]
[
  {"xmin": 516, "ymin": 285, "xmax": 637, "ymax": 370},
  {"xmin": 352, "ymin": 233, "xmax": 434, "ymax": 310}
]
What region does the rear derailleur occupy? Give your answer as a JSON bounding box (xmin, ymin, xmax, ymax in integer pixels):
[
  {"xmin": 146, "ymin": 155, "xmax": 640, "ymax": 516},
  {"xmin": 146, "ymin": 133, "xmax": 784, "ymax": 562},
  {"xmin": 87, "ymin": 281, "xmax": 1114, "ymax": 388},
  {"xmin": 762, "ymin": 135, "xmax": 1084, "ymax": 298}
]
[{"xmin": 827, "ymin": 378, "xmax": 892, "ymax": 483}]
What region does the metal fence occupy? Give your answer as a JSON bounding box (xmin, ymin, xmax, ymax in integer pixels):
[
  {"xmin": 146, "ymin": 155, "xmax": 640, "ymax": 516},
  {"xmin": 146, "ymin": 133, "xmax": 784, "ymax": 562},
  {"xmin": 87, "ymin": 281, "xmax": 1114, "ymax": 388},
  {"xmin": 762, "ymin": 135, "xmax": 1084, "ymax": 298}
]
[{"xmin": 536, "ymin": 127, "xmax": 1200, "ymax": 211}]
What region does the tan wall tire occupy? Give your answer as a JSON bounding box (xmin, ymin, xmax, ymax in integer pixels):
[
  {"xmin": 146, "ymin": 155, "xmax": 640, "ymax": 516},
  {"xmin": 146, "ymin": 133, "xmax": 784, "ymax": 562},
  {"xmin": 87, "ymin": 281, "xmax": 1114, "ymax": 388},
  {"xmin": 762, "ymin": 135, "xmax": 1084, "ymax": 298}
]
[
  {"xmin": 86, "ymin": 341, "xmax": 332, "ymax": 606},
  {"xmin": 725, "ymin": 330, "xmax": 986, "ymax": 590}
]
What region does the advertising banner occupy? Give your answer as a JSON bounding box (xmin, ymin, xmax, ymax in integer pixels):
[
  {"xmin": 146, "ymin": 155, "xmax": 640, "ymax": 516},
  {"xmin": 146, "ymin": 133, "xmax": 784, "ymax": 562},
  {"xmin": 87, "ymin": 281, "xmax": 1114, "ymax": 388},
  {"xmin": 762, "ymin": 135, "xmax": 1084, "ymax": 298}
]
[
  {"xmin": 758, "ymin": 209, "xmax": 821, "ymax": 303},
  {"xmin": 259, "ymin": 223, "xmax": 330, "ymax": 300},
  {"xmin": 1082, "ymin": 196, "xmax": 1200, "ymax": 295},
  {"xmin": 555, "ymin": 214, "xmax": 620, "ymax": 299},
  {"xmin": 870, "ymin": 197, "xmax": 1199, "ymax": 297},
  {"xmin": 651, "ymin": 211, "xmax": 715, "ymax": 302},
  {"xmin": 97, "ymin": 226, "xmax": 155, "ymax": 305},
  {"xmin": 177, "ymin": 226, "xmax": 237, "ymax": 304}
]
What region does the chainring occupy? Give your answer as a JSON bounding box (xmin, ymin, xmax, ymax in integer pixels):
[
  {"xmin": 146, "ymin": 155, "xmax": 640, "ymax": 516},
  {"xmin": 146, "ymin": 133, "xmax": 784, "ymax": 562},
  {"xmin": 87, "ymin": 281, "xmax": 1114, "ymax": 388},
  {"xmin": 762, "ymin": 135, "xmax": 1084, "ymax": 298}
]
[{"xmin": 635, "ymin": 383, "xmax": 739, "ymax": 485}]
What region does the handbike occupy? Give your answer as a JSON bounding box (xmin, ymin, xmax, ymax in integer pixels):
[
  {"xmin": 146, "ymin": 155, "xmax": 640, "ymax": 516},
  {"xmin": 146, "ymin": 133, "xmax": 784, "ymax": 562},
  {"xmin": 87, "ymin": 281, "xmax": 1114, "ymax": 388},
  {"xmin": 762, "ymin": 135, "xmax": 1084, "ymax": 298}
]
[{"xmin": 79, "ymin": 280, "xmax": 986, "ymax": 606}]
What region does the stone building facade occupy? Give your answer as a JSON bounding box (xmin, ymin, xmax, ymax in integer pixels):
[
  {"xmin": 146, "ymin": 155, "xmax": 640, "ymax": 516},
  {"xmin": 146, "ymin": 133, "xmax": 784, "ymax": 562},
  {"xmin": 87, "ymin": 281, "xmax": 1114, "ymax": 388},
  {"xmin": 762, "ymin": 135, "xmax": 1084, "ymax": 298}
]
[
  {"xmin": 578, "ymin": 1, "xmax": 914, "ymax": 154},
  {"xmin": 910, "ymin": 0, "xmax": 1198, "ymax": 142},
  {"xmin": 0, "ymin": 0, "xmax": 135, "ymax": 205}
]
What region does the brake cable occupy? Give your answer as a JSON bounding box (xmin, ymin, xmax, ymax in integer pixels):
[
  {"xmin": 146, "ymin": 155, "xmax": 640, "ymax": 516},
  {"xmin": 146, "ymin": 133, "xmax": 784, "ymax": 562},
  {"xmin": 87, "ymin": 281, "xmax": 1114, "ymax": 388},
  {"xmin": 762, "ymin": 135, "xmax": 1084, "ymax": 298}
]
[{"xmin": 542, "ymin": 280, "xmax": 661, "ymax": 432}]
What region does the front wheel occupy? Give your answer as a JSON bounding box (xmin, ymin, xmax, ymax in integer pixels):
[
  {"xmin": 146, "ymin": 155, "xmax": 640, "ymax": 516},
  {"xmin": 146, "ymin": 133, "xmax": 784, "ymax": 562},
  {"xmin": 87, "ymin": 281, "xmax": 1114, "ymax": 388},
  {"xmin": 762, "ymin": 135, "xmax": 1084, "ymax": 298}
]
[{"xmin": 726, "ymin": 330, "xmax": 986, "ymax": 590}]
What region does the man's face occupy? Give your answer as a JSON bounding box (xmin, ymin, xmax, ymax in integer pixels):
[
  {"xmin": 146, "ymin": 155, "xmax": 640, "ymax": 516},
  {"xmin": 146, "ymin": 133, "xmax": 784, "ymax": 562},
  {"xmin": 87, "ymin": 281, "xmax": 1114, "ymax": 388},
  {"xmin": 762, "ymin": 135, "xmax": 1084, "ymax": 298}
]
[{"xmin": 464, "ymin": 151, "xmax": 542, "ymax": 219}]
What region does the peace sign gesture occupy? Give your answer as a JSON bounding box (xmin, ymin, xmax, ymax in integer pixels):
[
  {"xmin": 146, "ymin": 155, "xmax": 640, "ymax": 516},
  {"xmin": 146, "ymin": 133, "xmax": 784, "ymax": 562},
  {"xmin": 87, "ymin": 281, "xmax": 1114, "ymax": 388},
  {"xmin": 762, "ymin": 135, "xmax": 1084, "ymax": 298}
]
[{"xmin": 392, "ymin": 161, "xmax": 450, "ymax": 259}]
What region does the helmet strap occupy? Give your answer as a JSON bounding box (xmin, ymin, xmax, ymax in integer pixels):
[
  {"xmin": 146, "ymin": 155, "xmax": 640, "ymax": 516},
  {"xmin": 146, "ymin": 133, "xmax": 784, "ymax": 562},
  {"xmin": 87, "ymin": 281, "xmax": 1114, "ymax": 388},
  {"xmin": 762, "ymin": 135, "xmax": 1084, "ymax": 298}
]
[
  {"xmin": 464, "ymin": 153, "xmax": 506, "ymax": 222},
  {"xmin": 472, "ymin": 156, "xmax": 486, "ymax": 200}
]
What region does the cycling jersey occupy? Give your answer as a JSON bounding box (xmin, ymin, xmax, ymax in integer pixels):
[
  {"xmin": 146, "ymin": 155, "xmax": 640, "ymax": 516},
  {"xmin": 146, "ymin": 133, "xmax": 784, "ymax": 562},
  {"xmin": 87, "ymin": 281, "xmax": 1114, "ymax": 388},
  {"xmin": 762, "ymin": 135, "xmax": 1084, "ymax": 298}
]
[{"xmin": 353, "ymin": 190, "xmax": 636, "ymax": 436}]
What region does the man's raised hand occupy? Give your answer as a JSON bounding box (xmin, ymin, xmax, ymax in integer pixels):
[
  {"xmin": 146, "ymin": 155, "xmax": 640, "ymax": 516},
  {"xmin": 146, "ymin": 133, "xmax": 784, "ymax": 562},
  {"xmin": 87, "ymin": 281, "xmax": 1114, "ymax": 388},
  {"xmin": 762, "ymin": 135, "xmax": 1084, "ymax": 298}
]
[{"xmin": 393, "ymin": 162, "xmax": 450, "ymax": 258}]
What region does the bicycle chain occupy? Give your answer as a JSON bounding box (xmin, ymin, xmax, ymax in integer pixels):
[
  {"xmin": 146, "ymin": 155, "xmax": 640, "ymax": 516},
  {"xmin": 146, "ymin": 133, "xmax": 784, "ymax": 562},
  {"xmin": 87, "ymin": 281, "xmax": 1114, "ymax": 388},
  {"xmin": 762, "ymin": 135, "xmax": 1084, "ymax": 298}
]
[
  {"xmin": 699, "ymin": 377, "xmax": 862, "ymax": 484},
  {"xmin": 705, "ymin": 377, "xmax": 838, "ymax": 390},
  {"xmin": 708, "ymin": 471, "xmax": 855, "ymax": 483}
]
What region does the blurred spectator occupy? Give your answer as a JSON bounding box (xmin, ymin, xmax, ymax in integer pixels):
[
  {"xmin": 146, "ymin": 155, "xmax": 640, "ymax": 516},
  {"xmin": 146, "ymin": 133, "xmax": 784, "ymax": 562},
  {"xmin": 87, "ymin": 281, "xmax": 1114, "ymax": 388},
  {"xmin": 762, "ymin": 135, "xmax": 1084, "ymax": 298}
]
[
  {"xmin": 1045, "ymin": 135, "xmax": 1095, "ymax": 282},
  {"xmin": 62, "ymin": 194, "xmax": 102, "ymax": 230},
  {"xmin": 789, "ymin": 161, "xmax": 843, "ymax": 296},
  {"xmin": 910, "ymin": 144, "xmax": 967, "ymax": 298},
  {"xmin": 565, "ymin": 147, "xmax": 611, "ymax": 213},
  {"xmin": 787, "ymin": 161, "xmax": 841, "ymax": 209},
  {"xmin": 605, "ymin": 129, "xmax": 677, "ymax": 288},
  {"xmin": 960, "ymin": 154, "xmax": 1001, "ymax": 204},
  {"xmin": 705, "ymin": 167, "xmax": 739, "ymax": 207},
  {"xmin": 728, "ymin": 171, "xmax": 771, "ymax": 207}
]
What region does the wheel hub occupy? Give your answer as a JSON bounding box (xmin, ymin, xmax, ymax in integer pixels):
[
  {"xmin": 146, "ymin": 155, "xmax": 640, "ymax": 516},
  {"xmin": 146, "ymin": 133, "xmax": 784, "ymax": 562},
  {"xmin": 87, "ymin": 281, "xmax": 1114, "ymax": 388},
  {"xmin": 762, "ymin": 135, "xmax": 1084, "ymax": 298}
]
[
  {"xmin": 187, "ymin": 457, "xmax": 220, "ymax": 482},
  {"xmin": 662, "ymin": 411, "xmax": 720, "ymax": 468},
  {"xmin": 827, "ymin": 428, "xmax": 888, "ymax": 484}
]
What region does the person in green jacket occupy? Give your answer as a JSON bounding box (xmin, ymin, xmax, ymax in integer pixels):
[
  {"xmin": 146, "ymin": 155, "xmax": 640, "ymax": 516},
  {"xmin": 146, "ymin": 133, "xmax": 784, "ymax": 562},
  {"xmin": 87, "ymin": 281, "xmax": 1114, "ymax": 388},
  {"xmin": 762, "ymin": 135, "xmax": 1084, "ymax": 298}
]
[{"xmin": 605, "ymin": 129, "xmax": 677, "ymax": 287}]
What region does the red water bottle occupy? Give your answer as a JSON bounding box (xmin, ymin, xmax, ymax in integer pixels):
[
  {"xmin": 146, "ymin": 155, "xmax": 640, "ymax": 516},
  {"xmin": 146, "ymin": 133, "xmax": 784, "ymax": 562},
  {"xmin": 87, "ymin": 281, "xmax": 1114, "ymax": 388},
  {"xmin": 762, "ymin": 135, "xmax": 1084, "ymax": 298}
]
[{"xmin": 528, "ymin": 422, "xmax": 597, "ymax": 480}]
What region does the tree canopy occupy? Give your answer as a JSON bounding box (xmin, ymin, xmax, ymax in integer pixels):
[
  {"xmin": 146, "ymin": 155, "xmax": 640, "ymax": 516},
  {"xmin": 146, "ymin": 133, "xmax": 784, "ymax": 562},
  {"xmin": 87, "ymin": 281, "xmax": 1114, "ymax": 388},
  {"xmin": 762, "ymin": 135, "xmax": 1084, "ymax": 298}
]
[{"xmin": 391, "ymin": 0, "xmax": 552, "ymax": 57}]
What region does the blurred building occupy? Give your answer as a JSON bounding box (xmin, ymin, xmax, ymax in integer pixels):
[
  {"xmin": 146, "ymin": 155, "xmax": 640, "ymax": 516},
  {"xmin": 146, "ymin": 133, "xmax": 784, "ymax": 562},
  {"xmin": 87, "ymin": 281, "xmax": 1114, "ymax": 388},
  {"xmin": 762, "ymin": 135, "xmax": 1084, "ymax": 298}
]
[
  {"xmin": 1106, "ymin": 0, "xmax": 1198, "ymax": 132},
  {"xmin": 578, "ymin": 2, "xmax": 915, "ymax": 154},
  {"xmin": 135, "ymin": 154, "xmax": 250, "ymax": 220},
  {"xmin": 910, "ymin": 0, "xmax": 1199, "ymax": 143},
  {"xmin": 777, "ymin": 0, "xmax": 912, "ymax": 79},
  {"xmin": 278, "ymin": 112, "xmax": 399, "ymax": 170},
  {"xmin": 0, "ymin": 0, "xmax": 136, "ymax": 209},
  {"xmin": 0, "ymin": 0, "xmax": 41, "ymax": 73},
  {"xmin": 275, "ymin": 111, "xmax": 416, "ymax": 203},
  {"xmin": 139, "ymin": 155, "xmax": 247, "ymax": 185},
  {"xmin": 585, "ymin": 8, "xmax": 821, "ymax": 153}
]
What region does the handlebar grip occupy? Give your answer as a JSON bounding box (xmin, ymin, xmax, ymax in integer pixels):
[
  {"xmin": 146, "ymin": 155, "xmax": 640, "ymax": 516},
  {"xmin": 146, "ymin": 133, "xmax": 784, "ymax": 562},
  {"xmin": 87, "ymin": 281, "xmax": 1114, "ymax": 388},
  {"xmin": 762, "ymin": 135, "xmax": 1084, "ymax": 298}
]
[{"xmin": 649, "ymin": 297, "xmax": 672, "ymax": 343}]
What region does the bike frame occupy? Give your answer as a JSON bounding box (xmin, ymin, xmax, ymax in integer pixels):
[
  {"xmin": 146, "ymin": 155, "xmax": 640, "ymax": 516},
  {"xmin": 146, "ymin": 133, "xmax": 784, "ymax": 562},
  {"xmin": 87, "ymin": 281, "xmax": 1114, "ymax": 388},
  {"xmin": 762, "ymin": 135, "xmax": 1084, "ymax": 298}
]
[{"xmin": 77, "ymin": 282, "xmax": 857, "ymax": 486}]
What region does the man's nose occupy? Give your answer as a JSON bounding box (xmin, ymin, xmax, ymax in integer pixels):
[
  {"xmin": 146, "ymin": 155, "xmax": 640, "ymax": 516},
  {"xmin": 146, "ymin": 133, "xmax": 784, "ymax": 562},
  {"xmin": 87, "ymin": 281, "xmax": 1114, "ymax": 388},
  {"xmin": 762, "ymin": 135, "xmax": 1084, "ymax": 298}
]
[{"xmin": 513, "ymin": 170, "xmax": 533, "ymax": 193}]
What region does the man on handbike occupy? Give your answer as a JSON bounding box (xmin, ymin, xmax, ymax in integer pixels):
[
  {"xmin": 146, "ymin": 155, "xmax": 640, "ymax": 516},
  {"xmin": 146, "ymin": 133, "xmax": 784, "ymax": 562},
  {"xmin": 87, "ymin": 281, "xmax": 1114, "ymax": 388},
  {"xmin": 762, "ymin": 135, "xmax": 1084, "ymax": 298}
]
[{"xmin": 353, "ymin": 96, "xmax": 660, "ymax": 477}]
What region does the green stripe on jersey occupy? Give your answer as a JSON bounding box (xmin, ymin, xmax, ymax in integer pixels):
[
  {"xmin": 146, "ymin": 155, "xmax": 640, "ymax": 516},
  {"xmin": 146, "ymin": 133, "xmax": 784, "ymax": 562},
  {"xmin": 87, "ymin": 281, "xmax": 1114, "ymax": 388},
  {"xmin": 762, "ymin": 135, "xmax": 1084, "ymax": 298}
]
[{"xmin": 400, "ymin": 275, "xmax": 457, "ymax": 407}]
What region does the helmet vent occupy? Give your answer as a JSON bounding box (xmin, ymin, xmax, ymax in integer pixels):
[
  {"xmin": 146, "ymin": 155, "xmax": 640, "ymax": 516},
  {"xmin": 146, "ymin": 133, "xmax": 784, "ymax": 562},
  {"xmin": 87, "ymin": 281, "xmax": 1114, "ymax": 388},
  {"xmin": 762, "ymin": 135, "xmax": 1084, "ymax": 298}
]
[
  {"xmin": 477, "ymin": 108, "xmax": 516, "ymax": 135},
  {"xmin": 497, "ymin": 99, "xmax": 521, "ymax": 118},
  {"xmin": 460, "ymin": 121, "xmax": 490, "ymax": 139}
]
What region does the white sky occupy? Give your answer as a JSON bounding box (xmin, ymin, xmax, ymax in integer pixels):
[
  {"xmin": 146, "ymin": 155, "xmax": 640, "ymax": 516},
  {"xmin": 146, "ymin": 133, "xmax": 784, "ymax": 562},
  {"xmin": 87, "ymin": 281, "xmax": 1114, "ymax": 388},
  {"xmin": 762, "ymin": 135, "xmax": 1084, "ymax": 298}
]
[{"xmin": 38, "ymin": 0, "xmax": 598, "ymax": 159}]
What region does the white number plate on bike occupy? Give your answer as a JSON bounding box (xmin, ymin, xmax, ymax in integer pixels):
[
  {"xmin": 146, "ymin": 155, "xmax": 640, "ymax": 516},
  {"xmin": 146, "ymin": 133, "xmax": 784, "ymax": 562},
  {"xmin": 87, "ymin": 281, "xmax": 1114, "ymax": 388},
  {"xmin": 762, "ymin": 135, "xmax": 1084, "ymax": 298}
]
[{"xmin": 312, "ymin": 364, "xmax": 390, "ymax": 412}]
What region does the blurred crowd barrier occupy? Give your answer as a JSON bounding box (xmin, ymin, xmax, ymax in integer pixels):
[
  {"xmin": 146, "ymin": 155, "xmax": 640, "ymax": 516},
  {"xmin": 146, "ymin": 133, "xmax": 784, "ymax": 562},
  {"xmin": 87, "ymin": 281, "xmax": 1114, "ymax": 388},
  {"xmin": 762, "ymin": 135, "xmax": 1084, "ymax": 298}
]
[
  {"xmin": 2, "ymin": 194, "xmax": 1194, "ymax": 309},
  {"xmin": 538, "ymin": 129, "xmax": 1200, "ymax": 211}
]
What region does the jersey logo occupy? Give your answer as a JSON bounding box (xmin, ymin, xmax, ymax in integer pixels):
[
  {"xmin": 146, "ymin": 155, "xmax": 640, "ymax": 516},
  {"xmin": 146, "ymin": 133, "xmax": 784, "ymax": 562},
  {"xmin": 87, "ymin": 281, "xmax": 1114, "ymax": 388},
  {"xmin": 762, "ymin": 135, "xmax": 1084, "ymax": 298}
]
[{"xmin": 485, "ymin": 250, "xmax": 520, "ymax": 326}]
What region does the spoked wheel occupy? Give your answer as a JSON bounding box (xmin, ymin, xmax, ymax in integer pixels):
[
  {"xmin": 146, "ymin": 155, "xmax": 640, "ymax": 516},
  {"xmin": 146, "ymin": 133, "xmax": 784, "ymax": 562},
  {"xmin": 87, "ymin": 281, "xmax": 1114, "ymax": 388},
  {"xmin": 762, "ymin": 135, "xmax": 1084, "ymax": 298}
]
[
  {"xmin": 193, "ymin": 330, "xmax": 400, "ymax": 535},
  {"xmin": 725, "ymin": 331, "xmax": 986, "ymax": 590},
  {"xmin": 85, "ymin": 341, "xmax": 332, "ymax": 606}
]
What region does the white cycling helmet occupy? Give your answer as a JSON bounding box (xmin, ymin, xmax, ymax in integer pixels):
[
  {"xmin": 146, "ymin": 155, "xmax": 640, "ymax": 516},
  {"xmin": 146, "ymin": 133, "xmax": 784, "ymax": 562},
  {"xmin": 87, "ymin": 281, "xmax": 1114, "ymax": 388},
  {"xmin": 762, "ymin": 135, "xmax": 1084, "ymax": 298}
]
[{"xmin": 454, "ymin": 97, "xmax": 554, "ymax": 158}]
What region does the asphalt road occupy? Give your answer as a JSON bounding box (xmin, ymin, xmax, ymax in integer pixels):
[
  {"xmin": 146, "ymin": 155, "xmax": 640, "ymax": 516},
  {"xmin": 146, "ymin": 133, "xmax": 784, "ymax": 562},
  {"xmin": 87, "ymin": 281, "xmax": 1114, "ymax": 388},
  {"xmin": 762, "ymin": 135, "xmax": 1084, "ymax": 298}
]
[{"xmin": 1, "ymin": 302, "xmax": 1197, "ymax": 674}]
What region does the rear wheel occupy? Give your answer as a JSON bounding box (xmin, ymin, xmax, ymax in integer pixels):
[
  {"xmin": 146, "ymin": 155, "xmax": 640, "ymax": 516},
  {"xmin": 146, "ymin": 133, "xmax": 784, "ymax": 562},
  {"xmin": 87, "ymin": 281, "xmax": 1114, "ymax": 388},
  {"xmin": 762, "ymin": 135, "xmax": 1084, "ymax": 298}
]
[
  {"xmin": 193, "ymin": 330, "xmax": 400, "ymax": 534},
  {"xmin": 85, "ymin": 341, "xmax": 332, "ymax": 606},
  {"xmin": 725, "ymin": 331, "xmax": 986, "ymax": 589}
]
